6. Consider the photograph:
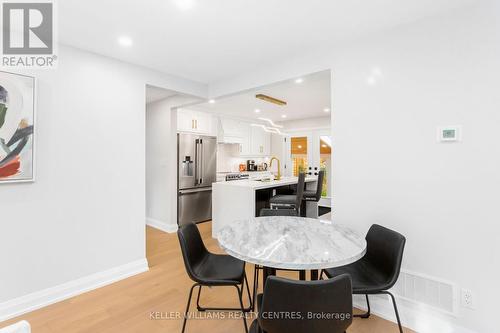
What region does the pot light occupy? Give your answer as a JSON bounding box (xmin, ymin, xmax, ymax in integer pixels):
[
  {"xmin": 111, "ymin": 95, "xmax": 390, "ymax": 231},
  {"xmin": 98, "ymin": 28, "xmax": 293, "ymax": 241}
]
[
  {"xmin": 294, "ymin": 78, "xmax": 303, "ymax": 84},
  {"xmin": 173, "ymin": 0, "xmax": 196, "ymax": 11},
  {"xmin": 298, "ymin": 145, "xmax": 302, "ymax": 149},
  {"xmin": 208, "ymin": 99, "xmax": 215, "ymax": 104},
  {"xmin": 322, "ymin": 144, "xmax": 327, "ymax": 148},
  {"xmin": 324, "ymin": 108, "xmax": 330, "ymax": 113},
  {"xmin": 118, "ymin": 36, "xmax": 133, "ymax": 47},
  {"xmin": 281, "ymin": 114, "xmax": 287, "ymax": 119},
  {"xmin": 254, "ymin": 109, "xmax": 261, "ymax": 113}
]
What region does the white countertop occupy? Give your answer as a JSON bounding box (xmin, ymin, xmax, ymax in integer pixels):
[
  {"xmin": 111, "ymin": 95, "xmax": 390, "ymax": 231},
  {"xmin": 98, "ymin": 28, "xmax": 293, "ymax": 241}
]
[
  {"xmin": 218, "ymin": 216, "xmax": 367, "ymax": 270},
  {"xmin": 213, "ymin": 176, "xmax": 316, "ymax": 190}
]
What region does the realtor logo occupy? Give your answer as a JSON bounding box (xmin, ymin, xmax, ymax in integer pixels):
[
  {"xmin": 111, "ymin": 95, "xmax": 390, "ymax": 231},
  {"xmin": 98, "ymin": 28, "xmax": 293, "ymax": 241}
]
[{"xmin": 1, "ymin": 1, "xmax": 57, "ymax": 68}]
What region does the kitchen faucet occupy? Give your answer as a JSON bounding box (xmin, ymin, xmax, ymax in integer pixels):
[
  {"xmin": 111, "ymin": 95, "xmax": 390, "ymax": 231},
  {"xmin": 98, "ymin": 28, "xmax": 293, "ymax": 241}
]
[{"xmin": 269, "ymin": 157, "xmax": 281, "ymax": 180}]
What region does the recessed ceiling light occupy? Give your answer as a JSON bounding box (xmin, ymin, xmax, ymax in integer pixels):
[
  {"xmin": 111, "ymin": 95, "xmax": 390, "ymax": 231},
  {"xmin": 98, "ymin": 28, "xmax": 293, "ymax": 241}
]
[
  {"xmin": 281, "ymin": 114, "xmax": 287, "ymax": 118},
  {"xmin": 172, "ymin": 0, "xmax": 196, "ymax": 11},
  {"xmin": 324, "ymin": 108, "xmax": 330, "ymax": 113},
  {"xmin": 322, "ymin": 144, "xmax": 327, "ymax": 148},
  {"xmin": 294, "ymin": 78, "xmax": 303, "ymax": 84},
  {"xmin": 118, "ymin": 36, "xmax": 133, "ymax": 47},
  {"xmin": 254, "ymin": 109, "xmax": 261, "ymax": 113},
  {"xmin": 208, "ymin": 99, "xmax": 215, "ymax": 104},
  {"xmin": 298, "ymin": 145, "xmax": 302, "ymax": 149}
]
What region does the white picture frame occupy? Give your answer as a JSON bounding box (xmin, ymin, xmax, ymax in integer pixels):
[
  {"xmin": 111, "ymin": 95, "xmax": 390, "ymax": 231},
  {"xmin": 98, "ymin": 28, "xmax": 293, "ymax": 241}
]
[{"xmin": 0, "ymin": 70, "xmax": 36, "ymax": 184}]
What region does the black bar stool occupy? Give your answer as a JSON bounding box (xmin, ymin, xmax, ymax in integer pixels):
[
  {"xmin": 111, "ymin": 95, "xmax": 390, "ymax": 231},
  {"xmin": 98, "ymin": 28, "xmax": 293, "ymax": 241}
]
[
  {"xmin": 303, "ymin": 170, "xmax": 325, "ymax": 203},
  {"xmin": 269, "ymin": 172, "xmax": 305, "ymax": 215}
]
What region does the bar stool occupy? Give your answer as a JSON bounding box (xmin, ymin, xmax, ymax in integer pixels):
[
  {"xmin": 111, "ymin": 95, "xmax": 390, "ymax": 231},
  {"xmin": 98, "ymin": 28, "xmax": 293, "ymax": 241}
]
[
  {"xmin": 303, "ymin": 170, "xmax": 325, "ymax": 203},
  {"xmin": 269, "ymin": 172, "xmax": 306, "ymax": 215}
]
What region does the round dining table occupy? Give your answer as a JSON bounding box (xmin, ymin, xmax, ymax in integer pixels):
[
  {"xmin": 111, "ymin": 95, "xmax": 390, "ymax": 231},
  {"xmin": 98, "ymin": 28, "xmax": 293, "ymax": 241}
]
[{"xmin": 217, "ymin": 216, "xmax": 367, "ymax": 286}]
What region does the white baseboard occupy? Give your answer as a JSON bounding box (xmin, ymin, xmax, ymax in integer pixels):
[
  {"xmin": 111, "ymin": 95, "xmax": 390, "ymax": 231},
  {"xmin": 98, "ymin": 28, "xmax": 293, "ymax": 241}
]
[
  {"xmin": 0, "ymin": 320, "xmax": 30, "ymax": 333},
  {"xmin": 0, "ymin": 259, "xmax": 149, "ymax": 323},
  {"xmin": 146, "ymin": 217, "xmax": 178, "ymax": 233},
  {"xmin": 353, "ymin": 294, "xmax": 476, "ymax": 333}
]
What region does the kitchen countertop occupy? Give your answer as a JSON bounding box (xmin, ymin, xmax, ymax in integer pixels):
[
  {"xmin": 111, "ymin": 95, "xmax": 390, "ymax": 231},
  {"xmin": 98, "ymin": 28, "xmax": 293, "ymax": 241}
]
[{"xmin": 213, "ymin": 176, "xmax": 316, "ymax": 190}]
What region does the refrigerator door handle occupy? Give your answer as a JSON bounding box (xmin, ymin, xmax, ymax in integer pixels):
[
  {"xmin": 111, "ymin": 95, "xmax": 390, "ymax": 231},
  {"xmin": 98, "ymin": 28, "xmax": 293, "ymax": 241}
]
[
  {"xmin": 198, "ymin": 139, "xmax": 201, "ymax": 184},
  {"xmin": 179, "ymin": 187, "xmax": 212, "ymax": 194},
  {"xmin": 194, "ymin": 140, "xmax": 197, "ymax": 186}
]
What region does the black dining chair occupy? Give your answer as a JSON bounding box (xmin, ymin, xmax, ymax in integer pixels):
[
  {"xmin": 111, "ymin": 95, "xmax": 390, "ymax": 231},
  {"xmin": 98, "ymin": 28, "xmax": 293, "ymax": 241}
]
[
  {"xmin": 250, "ymin": 275, "xmax": 353, "ymax": 333},
  {"xmin": 178, "ymin": 222, "xmax": 253, "ymax": 333},
  {"xmin": 269, "ymin": 172, "xmax": 306, "ymax": 215},
  {"xmin": 321, "ymin": 224, "xmax": 406, "ymax": 333}
]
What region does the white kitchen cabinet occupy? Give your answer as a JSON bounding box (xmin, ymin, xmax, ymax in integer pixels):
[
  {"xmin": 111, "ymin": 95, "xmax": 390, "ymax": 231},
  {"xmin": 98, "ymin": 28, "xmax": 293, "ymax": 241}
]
[
  {"xmin": 177, "ymin": 109, "xmax": 214, "ymax": 135},
  {"xmin": 250, "ymin": 125, "xmax": 271, "ymax": 156},
  {"xmin": 239, "ymin": 122, "xmax": 251, "ymax": 155}
]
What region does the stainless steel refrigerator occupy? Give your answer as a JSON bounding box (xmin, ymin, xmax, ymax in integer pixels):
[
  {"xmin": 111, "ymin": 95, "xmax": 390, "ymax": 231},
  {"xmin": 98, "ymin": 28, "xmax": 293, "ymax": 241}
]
[{"xmin": 177, "ymin": 133, "xmax": 217, "ymax": 226}]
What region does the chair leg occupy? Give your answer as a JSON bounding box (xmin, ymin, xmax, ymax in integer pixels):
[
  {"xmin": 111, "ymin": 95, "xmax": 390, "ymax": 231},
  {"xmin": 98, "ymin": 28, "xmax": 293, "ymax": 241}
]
[
  {"xmin": 196, "ymin": 275, "xmax": 253, "ymax": 312},
  {"xmin": 252, "ymin": 265, "xmax": 259, "ymax": 311},
  {"xmin": 243, "ymin": 273, "xmax": 253, "ymax": 310},
  {"xmin": 354, "ymin": 294, "xmax": 371, "ymax": 318},
  {"xmin": 234, "ymin": 285, "xmax": 249, "ymax": 333},
  {"xmin": 182, "ymin": 283, "xmax": 198, "ymax": 333},
  {"xmin": 383, "ymin": 291, "xmax": 403, "ymax": 333}
]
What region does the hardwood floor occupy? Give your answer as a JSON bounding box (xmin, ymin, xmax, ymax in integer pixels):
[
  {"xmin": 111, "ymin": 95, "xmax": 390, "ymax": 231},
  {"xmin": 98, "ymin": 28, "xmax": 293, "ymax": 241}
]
[{"xmin": 1, "ymin": 223, "xmax": 412, "ymax": 332}]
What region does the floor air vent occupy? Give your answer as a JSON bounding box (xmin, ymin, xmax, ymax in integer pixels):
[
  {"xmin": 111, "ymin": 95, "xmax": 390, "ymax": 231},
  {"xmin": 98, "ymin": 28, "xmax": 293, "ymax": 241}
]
[{"xmin": 391, "ymin": 270, "xmax": 458, "ymax": 316}]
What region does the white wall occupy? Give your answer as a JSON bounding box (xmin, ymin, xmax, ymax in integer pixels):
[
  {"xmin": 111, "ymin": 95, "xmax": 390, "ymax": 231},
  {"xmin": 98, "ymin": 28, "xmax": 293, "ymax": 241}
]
[
  {"xmin": 0, "ymin": 46, "xmax": 206, "ymax": 319},
  {"xmin": 209, "ymin": 2, "xmax": 500, "ymax": 332},
  {"xmin": 146, "ymin": 95, "xmax": 199, "ymax": 232}
]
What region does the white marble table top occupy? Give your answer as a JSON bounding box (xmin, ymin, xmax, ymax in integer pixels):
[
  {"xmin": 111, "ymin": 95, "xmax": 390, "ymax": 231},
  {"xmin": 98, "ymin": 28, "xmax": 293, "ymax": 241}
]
[{"xmin": 217, "ymin": 216, "xmax": 367, "ymax": 270}]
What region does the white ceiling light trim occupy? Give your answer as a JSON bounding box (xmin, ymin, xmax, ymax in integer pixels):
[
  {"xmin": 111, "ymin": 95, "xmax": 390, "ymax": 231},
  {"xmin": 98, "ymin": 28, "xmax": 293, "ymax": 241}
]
[
  {"xmin": 258, "ymin": 117, "xmax": 283, "ymax": 128},
  {"xmin": 250, "ymin": 123, "xmax": 286, "ymax": 136}
]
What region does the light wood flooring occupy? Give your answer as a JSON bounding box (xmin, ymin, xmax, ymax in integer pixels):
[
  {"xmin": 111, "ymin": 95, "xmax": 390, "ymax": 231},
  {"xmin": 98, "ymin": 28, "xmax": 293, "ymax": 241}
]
[{"xmin": 1, "ymin": 222, "xmax": 413, "ymax": 332}]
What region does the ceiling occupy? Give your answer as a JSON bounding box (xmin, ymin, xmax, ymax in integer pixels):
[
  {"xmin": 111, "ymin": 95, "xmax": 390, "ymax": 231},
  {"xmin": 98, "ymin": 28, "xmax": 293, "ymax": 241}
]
[
  {"xmin": 59, "ymin": 0, "xmax": 478, "ymax": 84},
  {"xmin": 191, "ymin": 70, "xmax": 330, "ymax": 122},
  {"xmin": 145, "ymin": 85, "xmax": 178, "ymax": 104}
]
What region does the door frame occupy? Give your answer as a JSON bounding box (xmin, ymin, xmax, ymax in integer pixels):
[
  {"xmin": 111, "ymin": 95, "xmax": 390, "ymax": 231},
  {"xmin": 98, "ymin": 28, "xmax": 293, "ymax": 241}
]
[{"xmin": 284, "ymin": 127, "xmax": 332, "ymax": 207}]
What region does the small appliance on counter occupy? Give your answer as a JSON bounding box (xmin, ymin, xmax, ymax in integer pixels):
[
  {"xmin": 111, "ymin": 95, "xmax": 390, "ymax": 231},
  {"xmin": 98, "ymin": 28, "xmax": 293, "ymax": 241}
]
[
  {"xmin": 247, "ymin": 160, "xmax": 257, "ymax": 171},
  {"xmin": 225, "ymin": 173, "xmax": 249, "ymax": 181},
  {"xmin": 239, "ymin": 163, "xmax": 247, "ymax": 172}
]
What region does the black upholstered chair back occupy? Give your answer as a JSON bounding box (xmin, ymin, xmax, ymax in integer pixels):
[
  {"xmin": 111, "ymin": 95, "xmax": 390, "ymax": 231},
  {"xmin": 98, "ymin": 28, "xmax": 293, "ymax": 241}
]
[
  {"xmin": 177, "ymin": 223, "xmax": 209, "ymax": 283},
  {"xmin": 364, "ymin": 224, "xmax": 406, "ymax": 289},
  {"xmin": 295, "ymin": 172, "xmax": 306, "ymax": 208},
  {"xmin": 259, "ymin": 208, "xmax": 298, "ymax": 217},
  {"xmin": 258, "ymin": 275, "xmax": 352, "ymax": 333},
  {"xmin": 313, "ymin": 170, "xmax": 325, "ymax": 201}
]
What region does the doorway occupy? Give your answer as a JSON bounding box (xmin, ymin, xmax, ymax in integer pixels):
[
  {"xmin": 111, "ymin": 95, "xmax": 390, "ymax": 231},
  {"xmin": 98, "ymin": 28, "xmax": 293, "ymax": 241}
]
[{"xmin": 285, "ymin": 128, "xmax": 332, "ymax": 207}]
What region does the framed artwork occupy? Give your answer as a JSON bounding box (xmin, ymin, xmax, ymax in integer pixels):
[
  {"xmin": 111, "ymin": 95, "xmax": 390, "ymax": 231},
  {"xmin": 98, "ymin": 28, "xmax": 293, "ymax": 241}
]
[{"xmin": 0, "ymin": 71, "xmax": 36, "ymax": 183}]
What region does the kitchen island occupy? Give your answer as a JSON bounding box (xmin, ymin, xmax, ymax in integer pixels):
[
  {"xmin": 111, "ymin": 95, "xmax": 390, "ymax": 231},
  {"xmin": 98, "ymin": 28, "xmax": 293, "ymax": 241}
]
[{"xmin": 212, "ymin": 177, "xmax": 318, "ymax": 238}]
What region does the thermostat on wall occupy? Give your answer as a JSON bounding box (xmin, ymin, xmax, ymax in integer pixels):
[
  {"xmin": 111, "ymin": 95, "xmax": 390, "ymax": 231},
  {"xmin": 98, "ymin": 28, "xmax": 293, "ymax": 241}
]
[{"xmin": 437, "ymin": 126, "xmax": 461, "ymax": 142}]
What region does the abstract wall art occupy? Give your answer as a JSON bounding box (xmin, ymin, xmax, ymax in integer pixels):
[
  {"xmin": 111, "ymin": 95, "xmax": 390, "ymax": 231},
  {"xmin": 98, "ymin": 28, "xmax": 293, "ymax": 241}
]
[{"xmin": 0, "ymin": 71, "xmax": 35, "ymax": 183}]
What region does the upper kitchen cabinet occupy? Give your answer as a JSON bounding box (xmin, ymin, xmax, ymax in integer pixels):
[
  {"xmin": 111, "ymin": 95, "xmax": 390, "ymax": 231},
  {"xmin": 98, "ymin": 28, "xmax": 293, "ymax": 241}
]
[
  {"xmin": 177, "ymin": 109, "xmax": 216, "ymax": 136},
  {"xmin": 250, "ymin": 125, "xmax": 271, "ymax": 156}
]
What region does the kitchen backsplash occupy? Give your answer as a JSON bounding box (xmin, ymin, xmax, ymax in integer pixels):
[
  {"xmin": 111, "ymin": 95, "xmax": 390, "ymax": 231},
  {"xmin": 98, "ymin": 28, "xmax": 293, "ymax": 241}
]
[{"xmin": 217, "ymin": 143, "xmax": 270, "ymax": 172}]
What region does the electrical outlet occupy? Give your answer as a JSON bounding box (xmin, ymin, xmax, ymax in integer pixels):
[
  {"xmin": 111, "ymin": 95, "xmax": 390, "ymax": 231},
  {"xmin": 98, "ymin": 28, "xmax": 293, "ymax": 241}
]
[{"xmin": 461, "ymin": 289, "xmax": 475, "ymax": 309}]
